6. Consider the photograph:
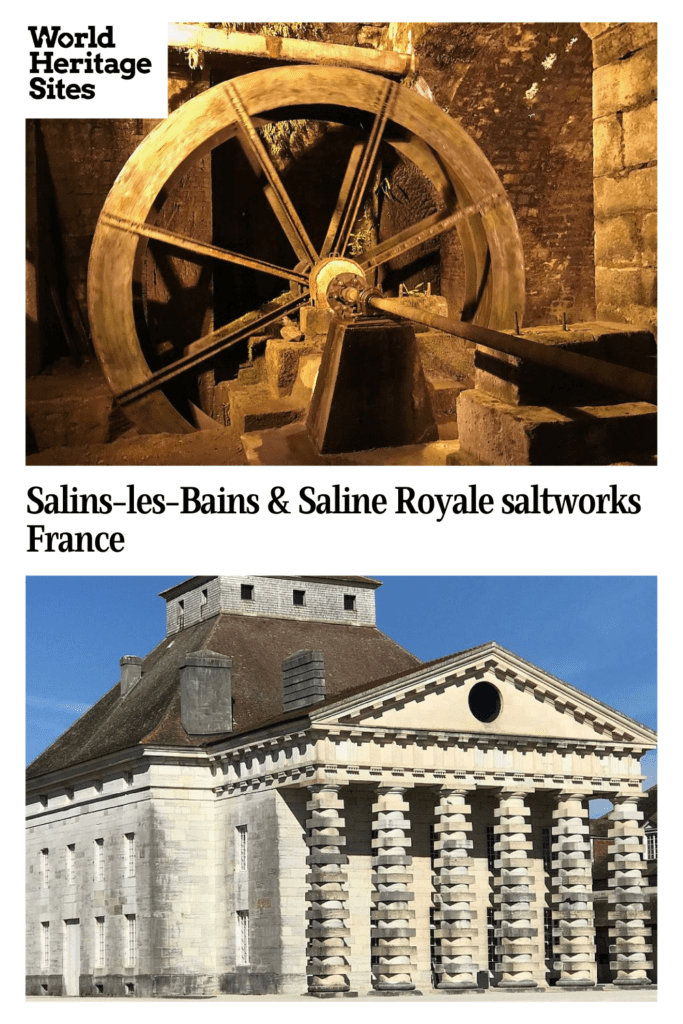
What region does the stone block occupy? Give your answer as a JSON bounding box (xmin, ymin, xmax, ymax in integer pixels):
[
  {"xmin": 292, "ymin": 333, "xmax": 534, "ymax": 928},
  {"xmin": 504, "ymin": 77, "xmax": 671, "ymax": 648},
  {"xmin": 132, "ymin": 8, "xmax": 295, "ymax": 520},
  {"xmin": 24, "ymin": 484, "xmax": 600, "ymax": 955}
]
[
  {"xmin": 580, "ymin": 23, "xmax": 616, "ymax": 42},
  {"xmin": 593, "ymin": 45, "xmax": 656, "ymax": 117},
  {"xmin": 619, "ymin": 45, "xmax": 657, "ymax": 110},
  {"xmin": 265, "ymin": 338, "xmax": 314, "ymax": 398},
  {"xmin": 596, "ymin": 301, "xmax": 657, "ymax": 334},
  {"xmin": 300, "ymin": 306, "xmax": 334, "ymax": 340},
  {"xmin": 593, "ymin": 62, "xmax": 621, "ymax": 119},
  {"xmin": 228, "ymin": 383, "xmax": 305, "ymax": 434},
  {"xmin": 594, "ymin": 115, "xmax": 623, "ymax": 176},
  {"xmin": 456, "ymin": 389, "xmax": 656, "ymax": 466},
  {"xmin": 623, "ymin": 101, "xmax": 657, "ymax": 168},
  {"xmin": 593, "ymin": 23, "xmax": 657, "ymax": 68},
  {"xmin": 596, "ymin": 267, "xmax": 657, "ymax": 309},
  {"xmin": 417, "ymin": 330, "xmax": 474, "ymax": 381},
  {"xmin": 473, "ymin": 322, "xmax": 656, "ymax": 406},
  {"xmin": 594, "ymin": 167, "xmax": 657, "ymax": 217},
  {"xmin": 595, "ymin": 216, "xmax": 639, "ymax": 267},
  {"xmin": 642, "ymin": 213, "xmax": 657, "ymax": 266}
]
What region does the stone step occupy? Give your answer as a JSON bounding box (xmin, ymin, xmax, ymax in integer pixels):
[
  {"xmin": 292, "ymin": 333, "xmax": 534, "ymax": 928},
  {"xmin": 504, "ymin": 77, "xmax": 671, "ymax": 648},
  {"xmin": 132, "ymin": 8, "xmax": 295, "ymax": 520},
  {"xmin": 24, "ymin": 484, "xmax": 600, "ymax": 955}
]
[{"xmin": 227, "ymin": 382, "xmax": 305, "ymax": 434}]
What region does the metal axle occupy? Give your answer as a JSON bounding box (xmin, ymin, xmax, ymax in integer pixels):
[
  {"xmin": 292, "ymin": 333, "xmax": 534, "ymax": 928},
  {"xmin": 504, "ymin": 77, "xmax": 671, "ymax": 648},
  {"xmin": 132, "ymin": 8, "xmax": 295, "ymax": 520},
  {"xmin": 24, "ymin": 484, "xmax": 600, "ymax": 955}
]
[{"xmin": 326, "ymin": 274, "xmax": 656, "ymax": 405}]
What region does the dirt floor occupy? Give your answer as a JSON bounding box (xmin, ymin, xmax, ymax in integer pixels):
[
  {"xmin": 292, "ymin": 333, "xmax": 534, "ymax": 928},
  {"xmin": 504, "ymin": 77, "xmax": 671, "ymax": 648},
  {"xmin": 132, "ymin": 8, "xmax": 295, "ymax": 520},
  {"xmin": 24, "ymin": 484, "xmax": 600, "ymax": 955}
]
[{"xmin": 26, "ymin": 425, "xmax": 249, "ymax": 466}]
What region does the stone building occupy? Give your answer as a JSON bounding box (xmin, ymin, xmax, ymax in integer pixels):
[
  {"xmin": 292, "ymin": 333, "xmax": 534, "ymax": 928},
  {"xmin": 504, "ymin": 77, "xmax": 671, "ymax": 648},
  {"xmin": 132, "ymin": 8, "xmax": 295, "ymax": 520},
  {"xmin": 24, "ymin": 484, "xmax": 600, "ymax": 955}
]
[{"xmin": 26, "ymin": 576, "xmax": 657, "ymax": 997}]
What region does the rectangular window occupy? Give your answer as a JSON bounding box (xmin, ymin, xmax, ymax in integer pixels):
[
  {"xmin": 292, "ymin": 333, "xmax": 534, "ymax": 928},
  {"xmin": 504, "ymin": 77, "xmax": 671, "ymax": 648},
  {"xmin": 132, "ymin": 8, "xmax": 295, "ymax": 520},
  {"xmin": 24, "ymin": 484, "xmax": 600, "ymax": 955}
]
[
  {"xmin": 487, "ymin": 907, "xmax": 496, "ymax": 971},
  {"xmin": 237, "ymin": 825, "xmax": 248, "ymax": 871},
  {"xmin": 646, "ymin": 831, "xmax": 657, "ymax": 860},
  {"xmin": 94, "ymin": 838, "xmax": 104, "ymax": 882},
  {"xmin": 544, "ymin": 907, "xmax": 554, "ymax": 961},
  {"xmin": 126, "ymin": 915, "xmax": 136, "ymax": 966},
  {"xmin": 124, "ymin": 833, "xmax": 135, "ymax": 878},
  {"xmin": 293, "ymin": 589, "xmax": 306, "ymax": 607},
  {"xmin": 343, "ymin": 594, "xmax": 356, "ymax": 611},
  {"xmin": 66, "ymin": 844, "xmax": 75, "ymax": 884},
  {"xmin": 542, "ymin": 827, "xmax": 552, "ymax": 875},
  {"xmin": 41, "ymin": 848, "xmax": 49, "ymax": 888},
  {"xmin": 241, "ymin": 584, "xmax": 254, "ymax": 601},
  {"xmin": 200, "ymin": 588, "xmax": 208, "ymax": 611},
  {"xmin": 486, "ymin": 826, "xmax": 496, "ymax": 872},
  {"xmin": 429, "ymin": 906, "xmax": 437, "ymax": 969},
  {"xmin": 236, "ymin": 910, "xmax": 249, "ymax": 965},
  {"xmin": 95, "ymin": 917, "xmax": 105, "ymax": 968},
  {"xmin": 41, "ymin": 922, "xmax": 50, "ymax": 971},
  {"xmin": 177, "ymin": 599, "xmax": 185, "ymax": 628}
]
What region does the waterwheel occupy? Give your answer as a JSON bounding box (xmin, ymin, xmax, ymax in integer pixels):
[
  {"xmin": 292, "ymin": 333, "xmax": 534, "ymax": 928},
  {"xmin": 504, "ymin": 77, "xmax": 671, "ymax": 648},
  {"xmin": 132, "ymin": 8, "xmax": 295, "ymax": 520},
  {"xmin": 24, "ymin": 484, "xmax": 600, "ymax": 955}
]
[{"xmin": 88, "ymin": 64, "xmax": 525, "ymax": 434}]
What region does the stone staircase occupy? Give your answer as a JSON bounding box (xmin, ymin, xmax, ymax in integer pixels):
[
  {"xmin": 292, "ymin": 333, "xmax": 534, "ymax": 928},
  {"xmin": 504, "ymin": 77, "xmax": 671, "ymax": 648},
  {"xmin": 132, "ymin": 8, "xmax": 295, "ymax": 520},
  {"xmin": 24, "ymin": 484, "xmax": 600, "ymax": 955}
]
[{"xmin": 223, "ymin": 298, "xmax": 472, "ymax": 443}]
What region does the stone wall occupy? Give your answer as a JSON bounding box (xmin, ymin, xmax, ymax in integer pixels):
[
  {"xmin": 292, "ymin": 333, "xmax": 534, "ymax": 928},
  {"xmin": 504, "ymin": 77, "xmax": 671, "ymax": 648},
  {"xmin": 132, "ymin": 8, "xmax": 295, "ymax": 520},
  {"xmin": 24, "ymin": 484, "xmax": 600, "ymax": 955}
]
[
  {"xmin": 25, "ymin": 766, "xmax": 153, "ymax": 996},
  {"xmin": 582, "ymin": 23, "xmax": 657, "ymax": 330}
]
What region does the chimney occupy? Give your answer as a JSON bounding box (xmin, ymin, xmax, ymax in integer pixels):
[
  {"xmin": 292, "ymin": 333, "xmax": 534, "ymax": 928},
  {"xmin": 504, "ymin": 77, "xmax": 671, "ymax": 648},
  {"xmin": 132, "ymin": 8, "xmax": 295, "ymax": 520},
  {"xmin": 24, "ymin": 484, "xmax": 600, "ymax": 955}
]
[
  {"xmin": 120, "ymin": 656, "xmax": 142, "ymax": 697},
  {"xmin": 179, "ymin": 650, "xmax": 233, "ymax": 735},
  {"xmin": 282, "ymin": 649, "xmax": 326, "ymax": 712}
]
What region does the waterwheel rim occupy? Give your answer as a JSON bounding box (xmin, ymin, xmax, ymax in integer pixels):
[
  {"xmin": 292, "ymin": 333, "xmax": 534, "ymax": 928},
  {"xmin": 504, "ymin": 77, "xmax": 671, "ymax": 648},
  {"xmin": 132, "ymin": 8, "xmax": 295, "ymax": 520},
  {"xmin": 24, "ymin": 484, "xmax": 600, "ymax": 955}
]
[{"xmin": 88, "ymin": 65, "xmax": 525, "ymax": 435}]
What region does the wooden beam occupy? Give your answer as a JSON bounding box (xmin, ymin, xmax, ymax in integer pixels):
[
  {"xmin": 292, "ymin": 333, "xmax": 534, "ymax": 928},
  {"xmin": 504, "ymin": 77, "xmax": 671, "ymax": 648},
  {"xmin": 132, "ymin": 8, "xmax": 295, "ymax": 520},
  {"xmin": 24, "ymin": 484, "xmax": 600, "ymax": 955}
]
[{"xmin": 168, "ymin": 25, "xmax": 412, "ymax": 77}]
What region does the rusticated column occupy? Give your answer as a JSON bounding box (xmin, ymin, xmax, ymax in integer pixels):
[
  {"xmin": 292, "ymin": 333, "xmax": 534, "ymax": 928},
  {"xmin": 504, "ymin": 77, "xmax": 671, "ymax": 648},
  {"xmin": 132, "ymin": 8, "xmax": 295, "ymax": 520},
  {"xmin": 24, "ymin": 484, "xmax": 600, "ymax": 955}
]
[
  {"xmin": 493, "ymin": 790, "xmax": 540, "ymax": 988},
  {"xmin": 607, "ymin": 793, "xmax": 653, "ymax": 986},
  {"xmin": 433, "ymin": 788, "xmax": 480, "ymax": 989},
  {"xmin": 305, "ymin": 784, "xmax": 352, "ymax": 995},
  {"xmin": 551, "ymin": 791, "xmax": 596, "ymax": 987},
  {"xmin": 370, "ymin": 786, "xmax": 418, "ymax": 992}
]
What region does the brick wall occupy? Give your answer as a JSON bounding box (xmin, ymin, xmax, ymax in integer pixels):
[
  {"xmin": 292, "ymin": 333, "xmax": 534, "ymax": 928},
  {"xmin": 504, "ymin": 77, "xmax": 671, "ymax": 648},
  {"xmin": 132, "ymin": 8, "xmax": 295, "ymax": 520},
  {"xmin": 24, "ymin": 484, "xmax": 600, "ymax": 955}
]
[
  {"xmin": 582, "ymin": 23, "xmax": 657, "ymax": 330},
  {"xmin": 413, "ymin": 23, "xmax": 596, "ymax": 326}
]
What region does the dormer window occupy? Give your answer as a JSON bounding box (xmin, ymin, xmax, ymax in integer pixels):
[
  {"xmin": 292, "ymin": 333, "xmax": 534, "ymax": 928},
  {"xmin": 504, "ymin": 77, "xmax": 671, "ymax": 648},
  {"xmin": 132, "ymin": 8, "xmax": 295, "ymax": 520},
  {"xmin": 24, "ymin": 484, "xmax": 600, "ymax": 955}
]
[
  {"xmin": 344, "ymin": 594, "xmax": 356, "ymax": 612},
  {"xmin": 293, "ymin": 589, "xmax": 306, "ymax": 607},
  {"xmin": 177, "ymin": 600, "xmax": 185, "ymax": 628},
  {"xmin": 241, "ymin": 584, "xmax": 254, "ymax": 601}
]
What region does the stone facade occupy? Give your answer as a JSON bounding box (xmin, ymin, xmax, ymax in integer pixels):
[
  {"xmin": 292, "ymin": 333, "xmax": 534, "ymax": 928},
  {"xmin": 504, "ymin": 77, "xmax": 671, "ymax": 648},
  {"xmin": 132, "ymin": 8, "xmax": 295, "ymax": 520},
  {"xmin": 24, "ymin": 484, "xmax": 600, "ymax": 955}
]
[
  {"xmin": 26, "ymin": 578, "xmax": 656, "ymax": 997},
  {"xmin": 163, "ymin": 576, "xmax": 379, "ymax": 635}
]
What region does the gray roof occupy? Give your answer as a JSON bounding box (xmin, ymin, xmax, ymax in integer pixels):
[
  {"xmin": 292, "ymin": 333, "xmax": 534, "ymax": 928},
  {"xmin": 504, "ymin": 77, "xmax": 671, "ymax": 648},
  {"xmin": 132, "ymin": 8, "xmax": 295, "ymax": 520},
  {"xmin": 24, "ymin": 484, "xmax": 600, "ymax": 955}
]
[{"xmin": 27, "ymin": 611, "xmax": 418, "ymax": 778}]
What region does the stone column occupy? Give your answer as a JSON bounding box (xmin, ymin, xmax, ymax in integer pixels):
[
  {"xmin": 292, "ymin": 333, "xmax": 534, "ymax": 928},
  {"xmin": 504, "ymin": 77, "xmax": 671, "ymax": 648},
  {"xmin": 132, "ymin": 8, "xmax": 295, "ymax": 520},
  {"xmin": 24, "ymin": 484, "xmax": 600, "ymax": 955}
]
[
  {"xmin": 433, "ymin": 788, "xmax": 480, "ymax": 989},
  {"xmin": 493, "ymin": 790, "xmax": 540, "ymax": 988},
  {"xmin": 305, "ymin": 784, "xmax": 352, "ymax": 995},
  {"xmin": 607, "ymin": 793, "xmax": 653, "ymax": 986},
  {"xmin": 551, "ymin": 791, "xmax": 596, "ymax": 987},
  {"xmin": 370, "ymin": 786, "xmax": 418, "ymax": 992}
]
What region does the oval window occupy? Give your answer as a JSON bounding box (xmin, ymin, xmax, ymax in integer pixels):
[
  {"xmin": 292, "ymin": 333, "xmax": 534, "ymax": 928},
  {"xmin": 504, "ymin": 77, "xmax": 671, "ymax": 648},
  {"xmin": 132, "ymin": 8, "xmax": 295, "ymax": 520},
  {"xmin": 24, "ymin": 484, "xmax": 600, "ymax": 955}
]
[{"xmin": 468, "ymin": 681, "xmax": 501, "ymax": 723}]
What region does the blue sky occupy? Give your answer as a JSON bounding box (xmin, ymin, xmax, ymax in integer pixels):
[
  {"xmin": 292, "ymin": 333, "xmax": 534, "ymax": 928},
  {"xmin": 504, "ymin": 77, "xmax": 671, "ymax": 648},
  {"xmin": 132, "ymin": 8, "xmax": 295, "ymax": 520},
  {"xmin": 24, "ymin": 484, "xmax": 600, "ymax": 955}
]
[{"xmin": 26, "ymin": 576, "xmax": 656, "ymax": 809}]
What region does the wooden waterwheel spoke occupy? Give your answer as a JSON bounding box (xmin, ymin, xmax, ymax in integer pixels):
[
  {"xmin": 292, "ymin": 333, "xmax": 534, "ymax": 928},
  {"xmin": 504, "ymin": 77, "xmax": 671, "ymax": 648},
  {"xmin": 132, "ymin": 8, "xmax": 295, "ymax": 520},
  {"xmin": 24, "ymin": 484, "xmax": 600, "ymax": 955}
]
[
  {"xmin": 359, "ymin": 191, "xmax": 508, "ymax": 273},
  {"xmin": 359, "ymin": 210, "xmax": 460, "ymax": 272},
  {"xmin": 116, "ymin": 290, "xmax": 309, "ymax": 407},
  {"xmin": 225, "ymin": 80, "xmax": 318, "ymax": 266},
  {"xmin": 101, "ymin": 213, "xmax": 308, "ymax": 283},
  {"xmin": 321, "ymin": 79, "xmax": 398, "ymax": 258}
]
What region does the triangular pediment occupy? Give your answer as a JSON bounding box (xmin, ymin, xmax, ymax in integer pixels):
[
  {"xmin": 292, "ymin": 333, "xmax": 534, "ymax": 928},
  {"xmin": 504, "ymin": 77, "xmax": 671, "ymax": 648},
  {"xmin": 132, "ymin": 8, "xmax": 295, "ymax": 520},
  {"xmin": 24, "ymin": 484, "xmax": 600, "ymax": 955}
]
[{"xmin": 311, "ymin": 643, "xmax": 656, "ymax": 747}]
